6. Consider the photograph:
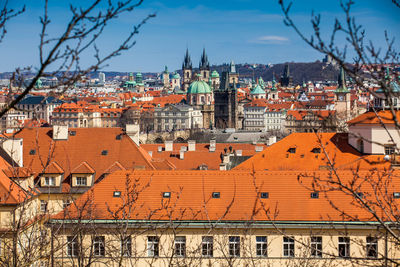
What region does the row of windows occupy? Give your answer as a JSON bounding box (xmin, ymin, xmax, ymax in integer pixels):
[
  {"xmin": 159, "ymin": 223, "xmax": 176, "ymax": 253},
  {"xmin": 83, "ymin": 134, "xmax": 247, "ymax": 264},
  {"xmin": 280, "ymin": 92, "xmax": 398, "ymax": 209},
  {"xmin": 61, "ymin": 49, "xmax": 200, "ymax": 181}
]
[
  {"xmin": 66, "ymin": 235, "xmax": 378, "ymax": 258},
  {"xmin": 43, "ymin": 176, "xmax": 87, "ymax": 187}
]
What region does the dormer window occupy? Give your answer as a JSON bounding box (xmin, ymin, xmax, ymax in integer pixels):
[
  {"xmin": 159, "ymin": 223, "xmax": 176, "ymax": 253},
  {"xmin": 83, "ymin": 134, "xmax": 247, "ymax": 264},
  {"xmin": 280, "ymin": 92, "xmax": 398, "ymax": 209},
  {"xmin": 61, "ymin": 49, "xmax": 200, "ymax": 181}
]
[
  {"xmin": 163, "ymin": 192, "xmax": 171, "ymax": 198},
  {"xmin": 384, "ymin": 145, "xmax": 395, "ymax": 155},
  {"xmin": 393, "ymin": 192, "xmax": 400, "ymax": 199},
  {"xmin": 101, "ymin": 150, "xmax": 108, "ymax": 156},
  {"xmin": 44, "ymin": 176, "xmax": 56, "ymax": 186},
  {"xmin": 260, "ymin": 192, "xmax": 269, "ymax": 199},
  {"xmin": 288, "ymin": 147, "xmax": 296, "ymax": 154},
  {"xmin": 311, "ymin": 148, "xmax": 321, "ymax": 154},
  {"xmin": 113, "ymin": 191, "xmax": 121, "ymax": 197},
  {"xmin": 29, "ymin": 149, "xmax": 36, "ymax": 155},
  {"xmin": 76, "ymin": 177, "xmax": 87, "ymax": 186},
  {"xmin": 310, "ymin": 192, "xmax": 319, "ymax": 199}
]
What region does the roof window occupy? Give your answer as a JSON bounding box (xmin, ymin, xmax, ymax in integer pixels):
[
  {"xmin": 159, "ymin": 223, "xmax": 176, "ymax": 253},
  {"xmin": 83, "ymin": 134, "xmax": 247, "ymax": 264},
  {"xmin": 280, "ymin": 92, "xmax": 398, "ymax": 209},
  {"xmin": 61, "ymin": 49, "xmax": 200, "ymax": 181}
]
[
  {"xmin": 288, "ymin": 147, "xmax": 296, "ymax": 154},
  {"xmin": 162, "ymin": 192, "xmax": 171, "ymax": 198},
  {"xmin": 113, "ymin": 191, "xmax": 121, "ymax": 197},
  {"xmin": 70, "ymin": 131, "xmax": 76, "ymax": 136},
  {"xmin": 310, "ymin": 192, "xmax": 319, "ymax": 199},
  {"xmin": 116, "ymin": 134, "xmax": 122, "ymax": 140},
  {"xmin": 101, "ymin": 150, "xmax": 108, "ymax": 156},
  {"xmin": 29, "ymin": 149, "xmax": 36, "ymax": 155},
  {"xmin": 260, "ymin": 192, "xmax": 269, "ymax": 199},
  {"xmin": 311, "ymin": 148, "xmax": 321, "ymax": 154},
  {"xmin": 356, "ymin": 192, "xmax": 364, "ymax": 199},
  {"xmin": 212, "ymin": 192, "xmax": 220, "ymax": 199},
  {"xmin": 393, "ymin": 192, "xmax": 400, "ymax": 199}
]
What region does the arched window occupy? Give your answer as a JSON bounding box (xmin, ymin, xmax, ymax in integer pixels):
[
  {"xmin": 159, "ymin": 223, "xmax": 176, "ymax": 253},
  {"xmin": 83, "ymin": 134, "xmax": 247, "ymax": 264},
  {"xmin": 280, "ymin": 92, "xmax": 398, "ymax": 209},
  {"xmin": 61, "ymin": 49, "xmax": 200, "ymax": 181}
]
[{"xmin": 200, "ymin": 96, "xmax": 205, "ymax": 104}]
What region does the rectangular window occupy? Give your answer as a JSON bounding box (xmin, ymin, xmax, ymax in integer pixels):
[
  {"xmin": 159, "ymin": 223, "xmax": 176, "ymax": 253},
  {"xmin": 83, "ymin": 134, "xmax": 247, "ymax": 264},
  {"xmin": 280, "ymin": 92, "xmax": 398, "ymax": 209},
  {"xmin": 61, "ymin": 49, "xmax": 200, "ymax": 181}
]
[
  {"xmin": 384, "ymin": 145, "xmax": 395, "ymax": 155},
  {"xmin": 256, "ymin": 236, "xmax": 268, "ymax": 257},
  {"xmin": 147, "ymin": 236, "xmax": 159, "ymax": 257},
  {"xmin": 40, "ymin": 200, "xmax": 48, "ymax": 213},
  {"xmin": 121, "ymin": 236, "xmax": 132, "ymax": 257},
  {"xmin": 366, "ymin": 236, "xmax": 378, "ymax": 258},
  {"xmin": 67, "ymin": 236, "xmax": 78, "ymax": 257},
  {"xmin": 202, "ymin": 236, "xmax": 213, "ymax": 257},
  {"xmin": 283, "ymin": 236, "xmax": 295, "ymax": 257},
  {"xmin": 175, "ymin": 236, "xmax": 186, "ymax": 257},
  {"xmin": 44, "ymin": 176, "xmax": 55, "ymax": 186},
  {"xmin": 93, "ymin": 236, "xmax": 105, "ymax": 257},
  {"xmin": 310, "ymin": 236, "xmax": 322, "ymax": 257},
  {"xmin": 76, "ymin": 177, "xmax": 87, "ymax": 186},
  {"xmin": 63, "ymin": 199, "xmax": 72, "ymax": 209},
  {"xmin": 229, "ymin": 236, "xmax": 240, "ymax": 257},
  {"xmin": 338, "ymin": 237, "xmax": 350, "ymax": 258}
]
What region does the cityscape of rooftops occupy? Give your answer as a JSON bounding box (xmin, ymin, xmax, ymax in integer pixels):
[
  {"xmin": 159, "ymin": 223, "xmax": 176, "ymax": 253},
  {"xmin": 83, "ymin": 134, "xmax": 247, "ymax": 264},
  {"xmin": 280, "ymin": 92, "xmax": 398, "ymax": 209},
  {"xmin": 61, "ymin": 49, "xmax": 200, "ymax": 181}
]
[{"xmin": 0, "ymin": 0, "xmax": 399, "ymax": 266}]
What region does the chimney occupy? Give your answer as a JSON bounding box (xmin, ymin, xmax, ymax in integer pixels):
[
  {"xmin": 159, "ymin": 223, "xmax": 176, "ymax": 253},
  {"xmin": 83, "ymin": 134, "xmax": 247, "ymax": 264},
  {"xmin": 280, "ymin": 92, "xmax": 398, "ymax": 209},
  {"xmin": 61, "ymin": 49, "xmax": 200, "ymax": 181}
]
[
  {"xmin": 223, "ymin": 153, "xmax": 230, "ymax": 164},
  {"xmin": 157, "ymin": 146, "xmax": 163, "ymax": 153},
  {"xmin": 219, "ymin": 163, "xmax": 227, "ymax": 171},
  {"xmin": 180, "ymin": 151, "xmax": 185, "ymax": 160},
  {"xmin": 148, "ymin": 151, "xmax": 153, "ymax": 157},
  {"xmin": 209, "ymin": 139, "xmax": 216, "ymax": 152},
  {"xmin": 165, "ymin": 140, "xmax": 173, "ymax": 152},
  {"xmin": 2, "ymin": 139, "xmax": 23, "ymax": 167},
  {"xmin": 125, "ymin": 124, "xmax": 140, "ymax": 146},
  {"xmin": 268, "ymin": 136, "xmax": 277, "ymax": 146},
  {"xmin": 188, "ymin": 140, "xmax": 196, "ymax": 151},
  {"xmin": 180, "ymin": 146, "xmax": 187, "ymax": 152},
  {"xmin": 53, "ymin": 125, "xmax": 69, "ymax": 140},
  {"xmin": 255, "ymin": 146, "xmax": 263, "ymax": 152},
  {"xmin": 236, "ymin": 150, "xmax": 242, "ymax": 156}
]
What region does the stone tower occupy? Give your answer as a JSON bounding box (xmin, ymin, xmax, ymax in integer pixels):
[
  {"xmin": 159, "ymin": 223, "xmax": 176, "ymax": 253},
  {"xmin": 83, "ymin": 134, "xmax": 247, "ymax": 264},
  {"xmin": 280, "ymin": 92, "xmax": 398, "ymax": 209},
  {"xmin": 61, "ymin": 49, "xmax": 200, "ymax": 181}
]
[
  {"xmin": 214, "ymin": 71, "xmax": 238, "ymax": 129},
  {"xmin": 182, "ymin": 48, "xmax": 192, "ymax": 91},
  {"xmin": 199, "ymin": 48, "xmax": 210, "ymax": 81}
]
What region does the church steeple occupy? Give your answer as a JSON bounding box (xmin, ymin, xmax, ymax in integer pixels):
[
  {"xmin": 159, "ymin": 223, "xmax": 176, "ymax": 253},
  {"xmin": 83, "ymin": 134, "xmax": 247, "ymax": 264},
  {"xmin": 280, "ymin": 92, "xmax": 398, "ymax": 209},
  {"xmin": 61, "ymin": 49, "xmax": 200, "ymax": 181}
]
[
  {"xmin": 199, "ymin": 48, "xmax": 210, "ymax": 70},
  {"xmin": 335, "ymin": 67, "xmax": 349, "ymax": 93},
  {"xmin": 280, "ymin": 63, "xmax": 292, "ymax": 87},
  {"xmin": 182, "ymin": 48, "xmax": 192, "ymax": 70}
]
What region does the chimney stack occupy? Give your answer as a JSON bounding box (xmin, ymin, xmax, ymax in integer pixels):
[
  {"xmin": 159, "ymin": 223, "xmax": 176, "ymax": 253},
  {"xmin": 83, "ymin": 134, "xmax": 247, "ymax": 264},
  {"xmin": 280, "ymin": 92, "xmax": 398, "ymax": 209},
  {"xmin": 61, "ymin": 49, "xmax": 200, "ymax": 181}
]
[
  {"xmin": 53, "ymin": 125, "xmax": 69, "ymax": 140},
  {"xmin": 188, "ymin": 140, "xmax": 196, "ymax": 151},
  {"xmin": 165, "ymin": 140, "xmax": 173, "ymax": 152}
]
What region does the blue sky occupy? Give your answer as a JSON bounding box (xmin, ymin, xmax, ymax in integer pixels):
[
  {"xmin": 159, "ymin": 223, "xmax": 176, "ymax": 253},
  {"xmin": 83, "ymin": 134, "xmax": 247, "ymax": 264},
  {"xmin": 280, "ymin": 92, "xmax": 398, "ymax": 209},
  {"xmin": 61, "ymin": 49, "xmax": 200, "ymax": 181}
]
[{"xmin": 1, "ymin": 0, "xmax": 399, "ymax": 72}]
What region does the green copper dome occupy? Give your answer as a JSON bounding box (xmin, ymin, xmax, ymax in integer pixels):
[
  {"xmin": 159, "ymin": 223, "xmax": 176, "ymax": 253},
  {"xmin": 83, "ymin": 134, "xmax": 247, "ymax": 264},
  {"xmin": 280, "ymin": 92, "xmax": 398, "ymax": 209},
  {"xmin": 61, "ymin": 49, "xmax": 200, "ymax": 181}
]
[
  {"xmin": 211, "ymin": 70, "xmax": 220, "ymax": 78},
  {"xmin": 250, "ymin": 84, "xmax": 265, "ymax": 95},
  {"xmin": 187, "ymin": 80, "xmax": 212, "ymax": 94},
  {"xmin": 172, "ymin": 73, "xmax": 181, "ymax": 79}
]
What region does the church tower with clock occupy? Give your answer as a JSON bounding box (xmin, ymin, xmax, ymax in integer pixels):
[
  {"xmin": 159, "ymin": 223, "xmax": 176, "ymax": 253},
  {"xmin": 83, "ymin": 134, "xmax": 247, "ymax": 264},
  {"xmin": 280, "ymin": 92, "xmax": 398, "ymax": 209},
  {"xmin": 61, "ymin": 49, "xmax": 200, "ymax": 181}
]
[{"xmin": 334, "ymin": 67, "xmax": 351, "ymax": 119}]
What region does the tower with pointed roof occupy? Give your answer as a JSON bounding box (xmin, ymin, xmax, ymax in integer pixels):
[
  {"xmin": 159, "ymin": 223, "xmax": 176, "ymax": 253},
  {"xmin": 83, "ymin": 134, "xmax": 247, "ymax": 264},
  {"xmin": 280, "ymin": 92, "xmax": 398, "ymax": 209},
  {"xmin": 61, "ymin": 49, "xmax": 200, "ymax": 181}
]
[
  {"xmin": 280, "ymin": 64, "xmax": 292, "ymax": 87},
  {"xmin": 162, "ymin": 66, "xmax": 170, "ymax": 88},
  {"xmin": 214, "ymin": 71, "xmax": 238, "ymax": 129},
  {"xmin": 199, "ymin": 48, "xmax": 210, "ymax": 81},
  {"xmin": 228, "ymin": 60, "xmax": 239, "ymax": 84},
  {"xmin": 182, "ymin": 48, "xmax": 193, "ymax": 91},
  {"xmin": 334, "ymin": 67, "xmax": 351, "ymax": 118}
]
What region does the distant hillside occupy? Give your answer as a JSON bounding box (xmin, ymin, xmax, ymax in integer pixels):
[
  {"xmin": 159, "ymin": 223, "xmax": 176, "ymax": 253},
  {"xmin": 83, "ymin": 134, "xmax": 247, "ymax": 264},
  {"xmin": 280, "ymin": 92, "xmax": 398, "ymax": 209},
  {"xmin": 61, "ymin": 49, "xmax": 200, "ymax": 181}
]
[
  {"xmin": 208, "ymin": 61, "xmax": 340, "ymax": 84},
  {"xmin": 0, "ymin": 62, "xmax": 340, "ymax": 83}
]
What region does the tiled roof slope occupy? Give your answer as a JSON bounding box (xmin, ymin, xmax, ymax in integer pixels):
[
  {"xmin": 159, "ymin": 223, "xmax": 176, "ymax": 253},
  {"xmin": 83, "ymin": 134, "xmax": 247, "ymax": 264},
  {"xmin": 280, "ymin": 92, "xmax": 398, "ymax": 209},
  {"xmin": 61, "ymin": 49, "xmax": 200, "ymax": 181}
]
[
  {"xmin": 142, "ymin": 143, "xmax": 267, "ymax": 170},
  {"xmin": 54, "ymin": 170, "xmax": 400, "ymax": 222},
  {"xmin": 13, "ymin": 128, "xmax": 155, "ymax": 190},
  {"xmin": 348, "ymin": 110, "xmax": 400, "ymax": 125},
  {"xmin": 234, "ymin": 133, "xmax": 390, "ymax": 171},
  {"xmin": 0, "ymin": 158, "xmax": 27, "ymax": 205}
]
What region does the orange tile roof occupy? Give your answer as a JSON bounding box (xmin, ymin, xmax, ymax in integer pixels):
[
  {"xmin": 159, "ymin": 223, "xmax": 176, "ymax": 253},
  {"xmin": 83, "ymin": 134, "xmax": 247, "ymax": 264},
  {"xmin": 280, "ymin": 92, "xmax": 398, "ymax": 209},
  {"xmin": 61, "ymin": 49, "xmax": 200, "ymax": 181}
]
[
  {"xmin": 347, "ymin": 110, "xmax": 400, "ymax": 125},
  {"xmin": 13, "ymin": 128, "xmax": 156, "ymax": 192},
  {"xmin": 53, "ymin": 169, "xmax": 400, "ymax": 222},
  {"xmin": 71, "ymin": 161, "xmax": 95, "ymax": 174},
  {"xmin": 0, "ymin": 158, "xmax": 28, "ymax": 205},
  {"xmin": 142, "ymin": 143, "xmax": 267, "ymax": 170},
  {"xmin": 42, "ymin": 161, "xmax": 64, "ymax": 174},
  {"xmin": 234, "ymin": 133, "xmax": 390, "ymax": 171}
]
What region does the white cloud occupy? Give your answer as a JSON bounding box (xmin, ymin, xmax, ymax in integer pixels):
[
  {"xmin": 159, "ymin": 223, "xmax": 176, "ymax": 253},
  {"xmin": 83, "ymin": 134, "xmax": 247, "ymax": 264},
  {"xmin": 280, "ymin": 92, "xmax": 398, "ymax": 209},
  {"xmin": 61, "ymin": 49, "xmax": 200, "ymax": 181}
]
[{"xmin": 250, "ymin": 35, "xmax": 289, "ymax": 44}]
